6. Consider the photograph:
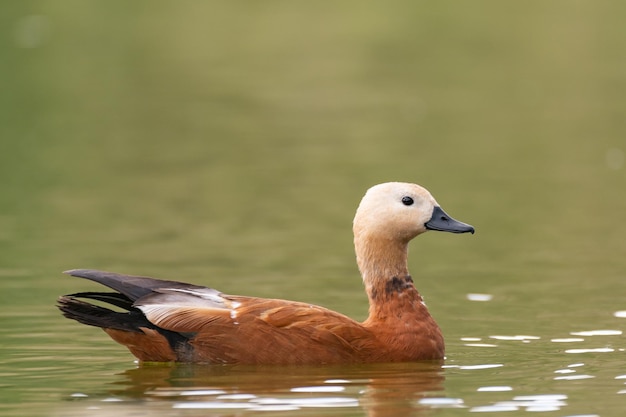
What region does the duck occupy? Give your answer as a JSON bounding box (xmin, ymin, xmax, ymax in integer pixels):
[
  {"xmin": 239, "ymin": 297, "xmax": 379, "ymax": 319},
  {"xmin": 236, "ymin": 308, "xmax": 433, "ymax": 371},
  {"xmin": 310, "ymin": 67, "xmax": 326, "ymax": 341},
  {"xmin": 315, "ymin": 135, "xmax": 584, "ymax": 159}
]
[{"xmin": 58, "ymin": 182, "xmax": 474, "ymax": 364}]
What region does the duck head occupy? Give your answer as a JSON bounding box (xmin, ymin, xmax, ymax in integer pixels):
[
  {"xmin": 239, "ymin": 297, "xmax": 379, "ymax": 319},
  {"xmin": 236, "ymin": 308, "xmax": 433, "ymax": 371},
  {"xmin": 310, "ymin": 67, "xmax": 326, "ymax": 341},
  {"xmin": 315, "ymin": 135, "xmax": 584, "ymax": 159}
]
[{"xmin": 353, "ymin": 182, "xmax": 474, "ymax": 243}]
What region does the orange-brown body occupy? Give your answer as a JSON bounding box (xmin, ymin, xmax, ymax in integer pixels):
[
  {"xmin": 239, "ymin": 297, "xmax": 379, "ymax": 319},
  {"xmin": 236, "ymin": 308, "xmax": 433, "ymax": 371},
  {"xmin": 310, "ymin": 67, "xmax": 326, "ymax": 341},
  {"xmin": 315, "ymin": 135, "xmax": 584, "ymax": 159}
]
[
  {"xmin": 96, "ymin": 281, "xmax": 443, "ymax": 364},
  {"xmin": 58, "ymin": 182, "xmax": 472, "ymax": 364}
]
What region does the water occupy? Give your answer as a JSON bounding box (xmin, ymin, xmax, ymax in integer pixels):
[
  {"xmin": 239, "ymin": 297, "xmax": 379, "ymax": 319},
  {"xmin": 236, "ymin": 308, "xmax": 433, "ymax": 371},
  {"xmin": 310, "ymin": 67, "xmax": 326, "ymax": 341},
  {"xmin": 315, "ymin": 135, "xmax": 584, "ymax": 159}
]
[{"xmin": 1, "ymin": 2, "xmax": 626, "ymax": 416}]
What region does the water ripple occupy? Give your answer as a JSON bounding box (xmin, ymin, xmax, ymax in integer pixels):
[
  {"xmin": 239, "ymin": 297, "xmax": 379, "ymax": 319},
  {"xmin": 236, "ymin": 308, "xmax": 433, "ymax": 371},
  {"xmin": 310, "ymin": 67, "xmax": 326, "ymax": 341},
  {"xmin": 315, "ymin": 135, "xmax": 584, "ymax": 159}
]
[
  {"xmin": 565, "ymin": 348, "xmax": 615, "ymax": 354},
  {"xmin": 418, "ymin": 397, "xmax": 465, "ymax": 408},
  {"xmin": 477, "ymin": 386, "xmax": 513, "ymax": 392},
  {"xmin": 291, "ymin": 385, "xmax": 346, "ymax": 393},
  {"xmin": 466, "ymin": 293, "xmax": 493, "ymax": 302},
  {"xmin": 570, "ymin": 330, "xmax": 622, "ymax": 336},
  {"xmin": 470, "ymin": 394, "xmax": 568, "ymax": 413},
  {"xmin": 554, "ymin": 375, "xmax": 595, "ymax": 381},
  {"xmin": 489, "ymin": 335, "xmax": 540, "ymax": 341}
]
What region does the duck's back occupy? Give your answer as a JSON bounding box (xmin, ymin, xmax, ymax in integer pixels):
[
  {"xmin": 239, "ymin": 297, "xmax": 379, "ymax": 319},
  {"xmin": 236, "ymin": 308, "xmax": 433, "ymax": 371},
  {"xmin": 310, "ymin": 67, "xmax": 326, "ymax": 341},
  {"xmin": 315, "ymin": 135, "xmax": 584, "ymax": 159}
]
[{"xmin": 179, "ymin": 297, "xmax": 383, "ymax": 364}]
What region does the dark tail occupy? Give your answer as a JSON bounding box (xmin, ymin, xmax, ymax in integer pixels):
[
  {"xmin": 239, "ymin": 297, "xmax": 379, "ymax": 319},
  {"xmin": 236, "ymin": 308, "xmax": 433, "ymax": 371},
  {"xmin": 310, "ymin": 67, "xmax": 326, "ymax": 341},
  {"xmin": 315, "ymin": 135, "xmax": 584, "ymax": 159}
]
[
  {"xmin": 59, "ymin": 269, "xmax": 200, "ymax": 331},
  {"xmin": 59, "ymin": 269, "xmax": 196, "ymax": 359},
  {"xmin": 57, "ymin": 294, "xmax": 147, "ymax": 333},
  {"xmin": 63, "ymin": 269, "xmax": 206, "ymax": 301}
]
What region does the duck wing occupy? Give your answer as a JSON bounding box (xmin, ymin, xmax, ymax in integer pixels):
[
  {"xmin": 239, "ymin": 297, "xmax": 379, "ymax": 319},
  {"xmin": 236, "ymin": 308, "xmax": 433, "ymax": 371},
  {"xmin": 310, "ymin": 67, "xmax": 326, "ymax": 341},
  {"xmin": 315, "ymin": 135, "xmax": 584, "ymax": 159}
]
[
  {"xmin": 135, "ymin": 289, "xmax": 379, "ymax": 364},
  {"xmin": 60, "ymin": 269, "xmax": 380, "ymax": 364}
]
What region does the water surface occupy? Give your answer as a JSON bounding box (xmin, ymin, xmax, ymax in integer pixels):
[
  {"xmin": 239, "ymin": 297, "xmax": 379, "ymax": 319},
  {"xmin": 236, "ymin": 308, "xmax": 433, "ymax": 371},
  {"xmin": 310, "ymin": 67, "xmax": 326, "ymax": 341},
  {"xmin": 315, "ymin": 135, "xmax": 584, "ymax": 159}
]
[{"xmin": 1, "ymin": 2, "xmax": 626, "ymax": 416}]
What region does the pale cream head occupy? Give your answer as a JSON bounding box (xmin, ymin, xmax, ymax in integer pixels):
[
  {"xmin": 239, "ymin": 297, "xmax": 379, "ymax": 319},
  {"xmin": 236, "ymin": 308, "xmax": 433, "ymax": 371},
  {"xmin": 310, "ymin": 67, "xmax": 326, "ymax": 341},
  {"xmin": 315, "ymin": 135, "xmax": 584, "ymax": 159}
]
[{"xmin": 353, "ymin": 182, "xmax": 439, "ymax": 243}]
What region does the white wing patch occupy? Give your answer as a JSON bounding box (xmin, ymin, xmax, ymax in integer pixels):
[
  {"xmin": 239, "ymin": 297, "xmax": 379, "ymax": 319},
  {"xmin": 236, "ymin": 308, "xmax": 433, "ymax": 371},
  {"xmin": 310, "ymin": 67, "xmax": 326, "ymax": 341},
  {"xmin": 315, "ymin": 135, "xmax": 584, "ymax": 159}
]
[
  {"xmin": 158, "ymin": 287, "xmax": 227, "ymax": 306},
  {"xmin": 134, "ymin": 287, "xmax": 227, "ymax": 309},
  {"xmin": 134, "ymin": 287, "xmax": 241, "ymax": 331},
  {"xmin": 137, "ymin": 305, "xmax": 224, "ymax": 331}
]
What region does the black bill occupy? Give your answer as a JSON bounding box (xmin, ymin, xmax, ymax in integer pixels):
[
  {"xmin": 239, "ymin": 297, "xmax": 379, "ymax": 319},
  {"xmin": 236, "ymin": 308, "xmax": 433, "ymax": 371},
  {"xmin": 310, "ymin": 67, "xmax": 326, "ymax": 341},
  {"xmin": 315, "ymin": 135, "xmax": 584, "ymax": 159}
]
[{"xmin": 425, "ymin": 206, "xmax": 475, "ymax": 234}]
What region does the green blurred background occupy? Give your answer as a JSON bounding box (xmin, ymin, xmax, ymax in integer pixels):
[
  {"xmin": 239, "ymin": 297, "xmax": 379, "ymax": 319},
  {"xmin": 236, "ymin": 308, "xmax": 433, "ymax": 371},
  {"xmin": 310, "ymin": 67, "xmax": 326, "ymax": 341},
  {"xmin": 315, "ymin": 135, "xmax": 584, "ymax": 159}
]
[{"xmin": 1, "ymin": 0, "xmax": 625, "ymax": 333}]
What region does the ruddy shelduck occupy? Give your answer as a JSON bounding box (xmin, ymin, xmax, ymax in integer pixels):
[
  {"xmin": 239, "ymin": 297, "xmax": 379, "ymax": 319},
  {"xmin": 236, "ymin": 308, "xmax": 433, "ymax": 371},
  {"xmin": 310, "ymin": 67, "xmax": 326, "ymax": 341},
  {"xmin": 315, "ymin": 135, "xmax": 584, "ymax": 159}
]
[{"xmin": 58, "ymin": 182, "xmax": 474, "ymax": 364}]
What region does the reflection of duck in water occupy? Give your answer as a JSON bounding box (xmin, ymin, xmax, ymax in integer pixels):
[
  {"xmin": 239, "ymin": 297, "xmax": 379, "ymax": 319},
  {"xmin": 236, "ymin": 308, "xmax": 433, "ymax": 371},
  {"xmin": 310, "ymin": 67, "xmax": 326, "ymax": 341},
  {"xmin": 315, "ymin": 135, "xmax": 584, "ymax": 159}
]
[
  {"xmin": 107, "ymin": 362, "xmax": 446, "ymax": 417},
  {"xmin": 58, "ymin": 182, "xmax": 473, "ymax": 364}
]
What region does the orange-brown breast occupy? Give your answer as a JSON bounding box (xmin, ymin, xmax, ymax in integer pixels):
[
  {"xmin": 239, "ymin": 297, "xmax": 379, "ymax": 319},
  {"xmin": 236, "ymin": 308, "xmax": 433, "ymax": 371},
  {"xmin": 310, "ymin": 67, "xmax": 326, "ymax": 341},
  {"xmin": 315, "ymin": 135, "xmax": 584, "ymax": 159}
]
[{"xmin": 363, "ymin": 277, "xmax": 445, "ymax": 361}]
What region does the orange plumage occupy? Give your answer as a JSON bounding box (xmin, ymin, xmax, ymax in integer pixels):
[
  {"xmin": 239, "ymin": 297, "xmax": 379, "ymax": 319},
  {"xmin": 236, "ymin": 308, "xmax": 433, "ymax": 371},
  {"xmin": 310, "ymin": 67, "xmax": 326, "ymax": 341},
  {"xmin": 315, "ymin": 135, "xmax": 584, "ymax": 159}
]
[{"xmin": 58, "ymin": 182, "xmax": 474, "ymax": 364}]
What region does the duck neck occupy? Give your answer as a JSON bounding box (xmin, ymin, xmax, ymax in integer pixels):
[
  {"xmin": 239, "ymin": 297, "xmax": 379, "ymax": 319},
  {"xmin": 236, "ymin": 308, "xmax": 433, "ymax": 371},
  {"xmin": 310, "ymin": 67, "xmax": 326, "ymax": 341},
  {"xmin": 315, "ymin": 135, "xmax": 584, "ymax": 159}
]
[
  {"xmin": 355, "ymin": 230, "xmax": 444, "ymax": 360},
  {"xmin": 355, "ymin": 233, "xmax": 423, "ymax": 309}
]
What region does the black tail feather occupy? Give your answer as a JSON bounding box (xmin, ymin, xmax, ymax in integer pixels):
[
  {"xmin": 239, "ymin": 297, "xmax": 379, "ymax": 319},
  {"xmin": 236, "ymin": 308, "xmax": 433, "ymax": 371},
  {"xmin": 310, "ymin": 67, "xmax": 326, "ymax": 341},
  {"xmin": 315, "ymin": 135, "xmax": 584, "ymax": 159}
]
[
  {"xmin": 66, "ymin": 291, "xmax": 136, "ymax": 311},
  {"xmin": 57, "ymin": 295, "xmax": 146, "ymax": 333},
  {"xmin": 59, "ymin": 269, "xmax": 196, "ymax": 357},
  {"xmin": 63, "ymin": 269, "xmax": 206, "ymax": 301}
]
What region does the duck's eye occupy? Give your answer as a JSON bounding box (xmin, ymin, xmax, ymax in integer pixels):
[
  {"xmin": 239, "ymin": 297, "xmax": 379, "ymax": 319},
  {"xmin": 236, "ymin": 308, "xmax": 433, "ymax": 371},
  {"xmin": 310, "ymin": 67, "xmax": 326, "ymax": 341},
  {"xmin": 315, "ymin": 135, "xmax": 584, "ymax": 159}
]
[{"xmin": 401, "ymin": 196, "xmax": 414, "ymax": 206}]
